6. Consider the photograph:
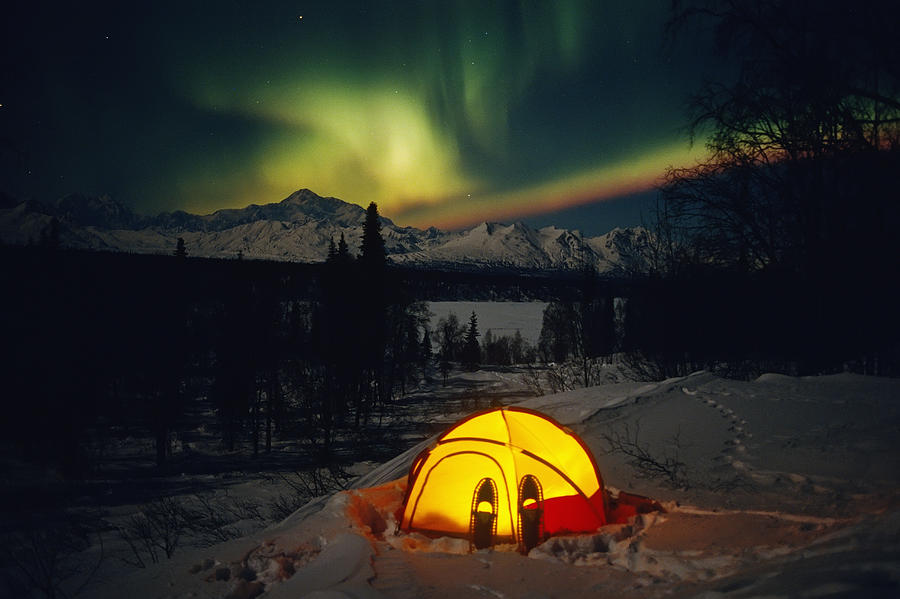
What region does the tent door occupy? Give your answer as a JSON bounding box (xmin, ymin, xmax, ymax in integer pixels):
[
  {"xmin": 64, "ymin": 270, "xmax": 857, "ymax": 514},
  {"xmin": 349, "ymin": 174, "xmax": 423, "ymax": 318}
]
[
  {"xmin": 518, "ymin": 475, "xmax": 544, "ymax": 553},
  {"xmin": 469, "ymin": 478, "xmax": 499, "ymax": 551}
]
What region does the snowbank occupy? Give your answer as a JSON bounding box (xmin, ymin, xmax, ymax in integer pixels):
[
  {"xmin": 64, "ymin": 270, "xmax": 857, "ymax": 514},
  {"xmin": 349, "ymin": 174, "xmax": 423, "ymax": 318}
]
[{"xmin": 88, "ymin": 371, "xmax": 900, "ymax": 598}]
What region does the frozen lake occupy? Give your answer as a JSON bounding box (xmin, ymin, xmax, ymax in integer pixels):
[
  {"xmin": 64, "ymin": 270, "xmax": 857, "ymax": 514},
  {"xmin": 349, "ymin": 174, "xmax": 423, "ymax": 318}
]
[{"xmin": 426, "ymin": 301, "xmax": 547, "ymax": 345}]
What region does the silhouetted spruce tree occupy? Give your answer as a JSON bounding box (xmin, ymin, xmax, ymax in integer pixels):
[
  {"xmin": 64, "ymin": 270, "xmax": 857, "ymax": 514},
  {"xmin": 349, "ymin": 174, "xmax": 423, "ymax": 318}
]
[
  {"xmin": 359, "ymin": 203, "xmax": 386, "ymax": 267},
  {"xmin": 327, "ymin": 236, "xmax": 337, "ymax": 262},
  {"xmin": 462, "ymin": 311, "xmax": 481, "ymax": 371},
  {"xmin": 337, "ymin": 232, "xmax": 351, "ymax": 262},
  {"xmin": 173, "ymin": 237, "xmax": 187, "ymax": 258},
  {"xmin": 356, "ymin": 202, "xmax": 387, "ymax": 424},
  {"xmin": 317, "ymin": 234, "xmax": 359, "ymax": 455}
]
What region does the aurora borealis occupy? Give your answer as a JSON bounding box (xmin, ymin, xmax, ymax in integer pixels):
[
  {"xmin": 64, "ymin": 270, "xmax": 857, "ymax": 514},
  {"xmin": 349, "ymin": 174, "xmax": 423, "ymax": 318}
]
[{"xmin": 1, "ymin": 1, "xmax": 718, "ymax": 232}]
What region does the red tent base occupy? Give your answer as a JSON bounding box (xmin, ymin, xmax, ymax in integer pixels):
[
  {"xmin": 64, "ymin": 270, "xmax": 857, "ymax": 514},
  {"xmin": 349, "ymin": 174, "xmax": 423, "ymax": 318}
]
[
  {"xmin": 606, "ymin": 490, "xmax": 666, "ymax": 524},
  {"xmin": 539, "ymin": 489, "xmax": 665, "ymax": 536}
]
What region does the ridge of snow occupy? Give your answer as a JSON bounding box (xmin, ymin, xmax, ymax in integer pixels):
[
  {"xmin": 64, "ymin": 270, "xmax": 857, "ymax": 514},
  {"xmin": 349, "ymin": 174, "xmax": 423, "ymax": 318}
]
[{"xmin": 0, "ymin": 190, "xmax": 650, "ymax": 271}]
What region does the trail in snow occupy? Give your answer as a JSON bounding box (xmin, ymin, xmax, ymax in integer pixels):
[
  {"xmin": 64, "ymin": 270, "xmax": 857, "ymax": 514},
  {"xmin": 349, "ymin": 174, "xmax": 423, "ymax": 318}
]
[{"xmin": 79, "ymin": 371, "xmax": 900, "ymax": 599}]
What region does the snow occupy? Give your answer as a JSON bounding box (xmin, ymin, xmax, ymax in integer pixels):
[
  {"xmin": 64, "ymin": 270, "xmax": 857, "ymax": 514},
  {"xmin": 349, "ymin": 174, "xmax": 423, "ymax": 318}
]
[
  {"xmin": 0, "ymin": 192, "xmax": 650, "ymax": 271},
  {"xmin": 427, "ymin": 301, "xmax": 547, "ymax": 346},
  {"xmin": 63, "ymin": 372, "xmax": 900, "ymax": 597},
  {"xmin": 263, "ymin": 533, "xmax": 378, "ymax": 599}
]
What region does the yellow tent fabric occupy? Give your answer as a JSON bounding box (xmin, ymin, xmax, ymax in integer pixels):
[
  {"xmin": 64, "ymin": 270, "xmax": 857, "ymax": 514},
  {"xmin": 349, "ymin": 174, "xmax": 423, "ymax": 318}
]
[{"xmin": 400, "ymin": 407, "xmax": 607, "ymax": 546}]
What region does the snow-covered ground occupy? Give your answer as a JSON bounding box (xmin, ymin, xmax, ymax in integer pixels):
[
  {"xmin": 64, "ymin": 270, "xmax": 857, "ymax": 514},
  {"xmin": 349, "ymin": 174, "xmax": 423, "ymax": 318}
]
[
  {"xmin": 0, "ymin": 191, "xmax": 650, "ymax": 272},
  {"xmin": 79, "ymin": 369, "xmax": 899, "ymax": 598}
]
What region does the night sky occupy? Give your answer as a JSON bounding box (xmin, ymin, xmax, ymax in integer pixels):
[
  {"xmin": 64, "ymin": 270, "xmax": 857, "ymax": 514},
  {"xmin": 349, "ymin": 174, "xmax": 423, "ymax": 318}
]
[{"xmin": 1, "ymin": 1, "xmax": 723, "ymax": 234}]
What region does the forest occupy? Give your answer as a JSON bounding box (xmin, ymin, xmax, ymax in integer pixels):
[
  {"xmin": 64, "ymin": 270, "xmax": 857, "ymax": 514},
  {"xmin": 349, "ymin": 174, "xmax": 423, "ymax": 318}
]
[
  {"xmin": 2, "ymin": 0, "xmax": 899, "ymax": 496},
  {"xmin": 3, "ymin": 217, "xmax": 897, "ymax": 484}
]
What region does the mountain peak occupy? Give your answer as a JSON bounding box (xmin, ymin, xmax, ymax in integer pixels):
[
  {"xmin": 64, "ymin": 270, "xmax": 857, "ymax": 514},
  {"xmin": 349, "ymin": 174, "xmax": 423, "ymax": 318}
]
[
  {"xmin": 54, "ymin": 193, "xmax": 142, "ymax": 229},
  {"xmin": 0, "ymin": 188, "xmax": 646, "ymax": 272},
  {"xmin": 275, "ymin": 189, "xmax": 381, "ymax": 225},
  {"xmin": 281, "ymin": 188, "xmax": 324, "ymax": 204}
]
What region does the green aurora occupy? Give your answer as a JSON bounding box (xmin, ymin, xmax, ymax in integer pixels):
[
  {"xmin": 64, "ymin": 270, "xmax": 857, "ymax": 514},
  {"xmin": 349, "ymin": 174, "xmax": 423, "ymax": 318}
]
[{"xmin": 1, "ymin": 1, "xmax": 717, "ymax": 230}]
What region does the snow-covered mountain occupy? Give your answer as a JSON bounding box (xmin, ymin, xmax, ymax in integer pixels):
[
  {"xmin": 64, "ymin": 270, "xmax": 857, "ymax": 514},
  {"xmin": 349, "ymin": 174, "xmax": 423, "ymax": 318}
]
[{"xmin": 0, "ymin": 189, "xmax": 650, "ymax": 272}]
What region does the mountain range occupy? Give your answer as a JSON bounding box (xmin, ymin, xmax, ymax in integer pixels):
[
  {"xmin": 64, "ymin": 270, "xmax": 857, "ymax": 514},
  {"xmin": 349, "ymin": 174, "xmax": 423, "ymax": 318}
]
[{"xmin": 0, "ymin": 189, "xmax": 650, "ymax": 272}]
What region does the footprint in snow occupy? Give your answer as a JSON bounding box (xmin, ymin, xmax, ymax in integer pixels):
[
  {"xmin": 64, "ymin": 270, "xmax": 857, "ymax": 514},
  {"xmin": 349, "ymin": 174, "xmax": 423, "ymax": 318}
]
[{"xmin": 700, "ymin": 396, "xmax": 754, "ymax": 468}]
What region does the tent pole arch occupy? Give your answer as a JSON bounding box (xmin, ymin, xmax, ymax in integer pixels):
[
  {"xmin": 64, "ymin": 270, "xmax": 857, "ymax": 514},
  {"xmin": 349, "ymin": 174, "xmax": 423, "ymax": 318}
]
[
  {"xmin": 405, "ymin": 450, "xmax": 516, "ymax": 537},
  {"xmin": 433, "ymin": 438, "xmax": 604, "ymax": 524},
  {"xmin": 400, "ymin": 406, "xmax": 612, "ymax": 543},
  {"xmin": 437, "ymin": 405, "xmax": 608, "ymax": 494},
  {"xmin": 516, "ymin": 448, "xmax": 604, "ymax": 523}
]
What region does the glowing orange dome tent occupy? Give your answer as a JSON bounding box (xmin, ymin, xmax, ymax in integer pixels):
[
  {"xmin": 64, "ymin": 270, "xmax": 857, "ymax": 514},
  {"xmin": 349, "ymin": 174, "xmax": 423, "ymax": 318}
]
[{"xmin": 399, "ymin": 407, "xmax": 611, "ymax": 551}]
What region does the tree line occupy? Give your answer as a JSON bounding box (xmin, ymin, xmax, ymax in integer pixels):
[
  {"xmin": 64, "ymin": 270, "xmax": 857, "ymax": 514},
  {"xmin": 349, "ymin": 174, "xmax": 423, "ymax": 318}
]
[
  {"xmin": 0, "ymin": 203, "xmax": 433, "ymax": 477},
  {"xmin": 621, "ymin": 0, "xmax": 900, "ymax": 377},
  {"xmin": 433, "ymin": 310, "xmax": 537, "ymax": 376}
]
